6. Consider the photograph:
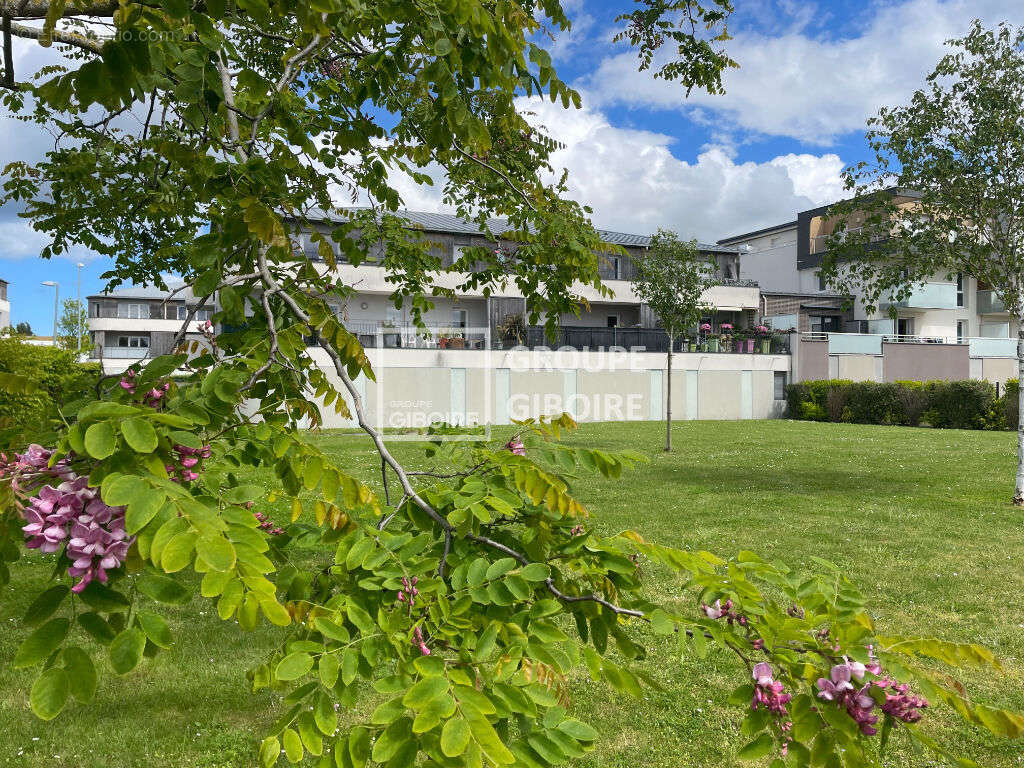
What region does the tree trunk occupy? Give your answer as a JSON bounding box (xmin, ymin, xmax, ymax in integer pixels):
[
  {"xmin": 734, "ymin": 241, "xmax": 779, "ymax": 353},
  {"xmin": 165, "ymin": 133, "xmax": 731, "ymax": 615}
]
[
  {"xmin": 1015, "ymin": 323, "xmax": 1024, "ymax": 505},
  {"xmin": 665, "ymin": 336, "xmax": 673, "ymax": 452}
]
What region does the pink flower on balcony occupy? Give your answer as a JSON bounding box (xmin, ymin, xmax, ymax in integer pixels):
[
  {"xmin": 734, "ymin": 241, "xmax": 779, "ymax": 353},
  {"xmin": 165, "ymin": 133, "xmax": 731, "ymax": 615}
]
[{"xmin": 700, "ymin": 323, "xmax": 712, "ymax": 332}]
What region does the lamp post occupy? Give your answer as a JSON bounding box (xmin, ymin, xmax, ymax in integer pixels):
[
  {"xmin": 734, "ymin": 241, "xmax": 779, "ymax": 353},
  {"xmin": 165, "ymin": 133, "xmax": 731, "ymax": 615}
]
[
  {"xmin": 76, "ymin": 263, "xmax": 84, "ymax": 353},
  {"xmin": 41, "ymin": 281, "xmax": 58, "ymax": 343}
]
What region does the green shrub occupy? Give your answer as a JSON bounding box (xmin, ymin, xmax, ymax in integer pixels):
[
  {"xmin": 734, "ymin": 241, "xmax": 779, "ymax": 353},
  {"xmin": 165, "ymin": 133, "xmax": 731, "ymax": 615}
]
[
  {"xmin": 1004, "ymin": 379, "xmax": 1019, "ymax": 431},
  {"xmin": 788, "ymin": 378, "xmax": 1002, "ymax": 430},
  {"xmin": 0, "ymin": 336, "xmax": 100, "ymax": 447},
  {"xmin": 923, "ymin": 380, "xmax": 995, "ymax": 429}
]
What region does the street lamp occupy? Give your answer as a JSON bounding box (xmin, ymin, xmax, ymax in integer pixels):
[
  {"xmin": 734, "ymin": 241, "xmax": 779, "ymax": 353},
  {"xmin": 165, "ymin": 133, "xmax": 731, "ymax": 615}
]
[
  {"xmin": 76, "ymin": 263, "xmax": 85, "ymax": 353},
  {"xmin": 41, "ymin": 281, "xmax": 58, "ymax": 343}
]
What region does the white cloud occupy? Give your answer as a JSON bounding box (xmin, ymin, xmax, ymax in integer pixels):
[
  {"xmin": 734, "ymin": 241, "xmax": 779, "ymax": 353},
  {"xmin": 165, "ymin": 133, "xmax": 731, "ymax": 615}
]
[
  {"xmin": 520, "ymin": 96, "xmax": 839, "ymax": 240},
  {"xmin": 581, "ymin": 0, "xmax": 1024, "ymax": 144}
]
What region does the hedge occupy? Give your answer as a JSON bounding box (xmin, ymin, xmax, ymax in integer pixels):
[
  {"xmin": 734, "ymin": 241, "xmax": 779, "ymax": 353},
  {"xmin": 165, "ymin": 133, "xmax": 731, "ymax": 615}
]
[
  {"xmin": 786, "ymin": 378, "xmax": 1005, "ymax": 430},
  {"xmin": 0, "ymin": 336, "xmax": 100, "ymax": 447}
]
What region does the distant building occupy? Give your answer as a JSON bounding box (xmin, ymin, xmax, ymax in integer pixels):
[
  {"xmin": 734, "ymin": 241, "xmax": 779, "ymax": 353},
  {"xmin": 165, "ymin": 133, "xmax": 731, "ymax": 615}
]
[
  {"xmin": 0, "ymin": 279, "xmax": 9, "ymax": 328},
  {"xmin": 86, "ymin": 283, "xmax": 214, "ymax": 366}
]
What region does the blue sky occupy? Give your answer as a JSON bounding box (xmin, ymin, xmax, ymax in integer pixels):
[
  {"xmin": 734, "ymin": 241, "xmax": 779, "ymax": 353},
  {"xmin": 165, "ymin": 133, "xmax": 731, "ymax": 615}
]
[{"xmin": 1, "ymin": 0, "xmax": 1021, "ymax": 332}]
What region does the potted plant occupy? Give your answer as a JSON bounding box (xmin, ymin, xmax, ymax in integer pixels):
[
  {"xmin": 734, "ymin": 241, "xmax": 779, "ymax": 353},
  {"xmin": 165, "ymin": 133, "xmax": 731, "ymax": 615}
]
[
  {"xmin": 498, "ymin": 313, "xmax": 526, "ymax": 348},
  {"xmin": 755, "ymin": 325, "xmax": 771, "ymax": 354},
  {"xmin": 699, "ymin": 322, "xmax": 713, "ymax": 352},
  {"xmin": 719, "ymin": 322, "xmax": 733, "ymax": 352}
]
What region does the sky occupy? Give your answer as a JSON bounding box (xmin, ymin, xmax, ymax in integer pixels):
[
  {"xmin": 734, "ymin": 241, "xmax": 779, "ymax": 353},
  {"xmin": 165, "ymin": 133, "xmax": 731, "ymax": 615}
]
[{"xmin": 1, "ymin": 0, "xmax": 1022, "ymax": 332}]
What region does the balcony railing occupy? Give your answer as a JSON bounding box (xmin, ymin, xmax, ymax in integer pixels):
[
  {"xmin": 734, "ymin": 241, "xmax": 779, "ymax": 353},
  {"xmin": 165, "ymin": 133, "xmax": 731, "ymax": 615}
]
[
  {"xmin": 977, "ymin": 289, "xmax": 1008, "ymax": 315},
  {"xmin": 342, "ymin": 321, "xmax": 791, "ymax": 354},
  {"xmin": 801, "ymin": 332, "xmax": 1017, "ymax": 358},
  {"xmin": 884, "ymin": 282, "xmax": 958, "ymax": 310}
]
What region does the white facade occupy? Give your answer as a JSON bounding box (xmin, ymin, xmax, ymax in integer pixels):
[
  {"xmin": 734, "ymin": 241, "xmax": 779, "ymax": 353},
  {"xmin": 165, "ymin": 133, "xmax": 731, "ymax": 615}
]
[{"xmin": 0, "ymin": 280, "xmax": 9, "ymax": 329}]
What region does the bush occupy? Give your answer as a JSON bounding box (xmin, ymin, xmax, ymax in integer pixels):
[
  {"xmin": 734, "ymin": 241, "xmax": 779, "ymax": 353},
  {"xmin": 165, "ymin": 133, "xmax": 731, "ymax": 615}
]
[
  {"xmin": 0, "ymin": 336, "xmax": 100, "ymax": 447},
  {"xmin": 923, "ymin": 380, "xmax": 996, "ymax": 430},
  {"xmin": 788, "ymin": 378, "xmax": 1002, "ymax": 430},
  {"xmin": 1004, "ymin": 379, "xmax": 1019, "ymax": 431}
]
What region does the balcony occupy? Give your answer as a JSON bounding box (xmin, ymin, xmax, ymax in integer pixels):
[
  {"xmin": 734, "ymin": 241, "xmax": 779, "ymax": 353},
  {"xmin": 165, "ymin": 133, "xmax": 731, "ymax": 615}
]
[
  {"xmin": 977, "ymin": 289, "xmax": 1009, "ymax": 315},
  {"xmin": 884, "ymin": 282, "xmax": 957, "ymax": 311},
  {"xmin": 344, "ymin": 321, "xmax": 791, "ymax": 354}
]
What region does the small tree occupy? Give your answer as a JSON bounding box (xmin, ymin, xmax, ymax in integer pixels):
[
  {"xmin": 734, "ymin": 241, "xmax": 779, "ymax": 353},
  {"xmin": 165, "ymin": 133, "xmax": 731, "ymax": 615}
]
[
  {"xmin": 819, "ymin": 20, "xmax": 1024, "ymax": 503},
  {"xmin": 632, "ymin": 229, "xmax": 716, "ymax": 451},
  {"xmin": 14, "ymin": 322, "xmax": 32, "ymax": 336},
  {"xmin": 56, "ymin": 299, "xmax": 90, "ymax": 353}
]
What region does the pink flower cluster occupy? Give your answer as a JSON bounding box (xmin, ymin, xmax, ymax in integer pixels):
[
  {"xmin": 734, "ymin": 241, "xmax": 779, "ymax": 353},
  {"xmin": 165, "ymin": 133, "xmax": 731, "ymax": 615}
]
[
  {"xmin": 877, "ymin": 679, "xmax": 928, "ymax": 723},
  {"xmin": 1, "ymin": 444, "xmax": 72, "ymax": 482},
  {"xmin": 166, "ymin": 443, "xmax": 211, "ymax": 482},
  {"xmin": 816, "ymin": 656, "xmax": 887, "ymax": 735},
  {"xmin": 506, "ymin": 439, "xmax": 526, "ymax": 456},
  {"xmin": 700, "ymin": 323, "xmax": 712, "ymax": 332},
  {"xmin": 252, "ymin": 510, "xmax": 284, "ymax": 536},
  {"xmin": 412, "ymin": 625, "xmax": 430, "ymax": 656},
  {"xmin": 22, "ymin": 475, "xmax": 133, "ymax": 593},
  {"xmin": 397, "ymin": 576, "xmax": 419, "ymax": 609},
  {"xmin": 120, "ymin": 372, "xmax": 171, "ymax": 407},
  {"xmin": 751, "ymin": 662, "xmax": 792, "ymax": 715},
  {"xmin": 702, "ymin": 598, "xmax": 748, "ymax": 627}
]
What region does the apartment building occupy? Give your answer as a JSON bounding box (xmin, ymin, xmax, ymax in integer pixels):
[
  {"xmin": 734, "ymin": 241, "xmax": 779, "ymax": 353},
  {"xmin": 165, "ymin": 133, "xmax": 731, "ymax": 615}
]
[
  {"xmin": 84, "ymin": 211, "xmax": 793, "ymax": 424},
  {"xmin": 290, "ymin": 209, "xmax": 763, "ymax": 350},
  {"xmin": 86, "ymin": 283, "xmax": 213, "ymax": 363},
  {"xmin": 719, "ymin": 190, "xmax": 1015, "ymax": 343}
]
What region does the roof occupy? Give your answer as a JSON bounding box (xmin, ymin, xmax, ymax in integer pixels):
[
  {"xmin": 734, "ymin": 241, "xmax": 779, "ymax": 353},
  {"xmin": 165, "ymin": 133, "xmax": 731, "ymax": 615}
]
[
  {"xmin": 761, "ymin": 289, "xmax": 850, "ymax": 300},
  {"xmin": 301, "ymin": 207, "xmax": 738, "ymax": 254},
  {"xmin": 87, "ymin": 283, "xmax": 199, "ymax": 302},
  {"xmin": 717, "ymin": 220, "xmax": 798, "ymax": 245}
]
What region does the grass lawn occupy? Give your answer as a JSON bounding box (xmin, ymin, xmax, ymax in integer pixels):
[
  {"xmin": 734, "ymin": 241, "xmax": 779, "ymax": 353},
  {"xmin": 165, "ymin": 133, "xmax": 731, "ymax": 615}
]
[{"xmin": 2, "ymin": 419, "xmax": 1024, "ymax": 767}]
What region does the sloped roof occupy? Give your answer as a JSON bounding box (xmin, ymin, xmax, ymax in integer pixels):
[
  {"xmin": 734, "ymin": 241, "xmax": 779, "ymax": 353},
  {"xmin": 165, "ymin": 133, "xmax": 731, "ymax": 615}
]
[{"xmin": 302, "ymin": 207, "xmax": 737, "ymax": 254}]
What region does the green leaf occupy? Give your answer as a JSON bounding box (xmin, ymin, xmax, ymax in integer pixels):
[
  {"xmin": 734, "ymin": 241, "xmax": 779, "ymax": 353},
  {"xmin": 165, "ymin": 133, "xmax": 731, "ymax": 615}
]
[
  {"xmin": 318, "ymin": 654, "xmax": 340, "ymax": 688},
  {"xmin": 486, "ymin": 557, "xmax": 517, "ymax": 580},
  {"xmin": 737, "ymin": 734, "xmax": 775, "ymax": 760},
  {"xmin": 259, "ymin": 736, "xmax": 280, "ymax": 768},
  {"xmin": 441, "ymin": 717, "xmax": 471, "ymax": 757},
  {"xmin": 434, "ymin": 37, "xmax": 452, "ymax": 56},
  {"xmin": 196, "ymin": 534, "xmax": 236, "ymax": 572},
  {"xmin": 23, "ymin": 585, "xmax": 70, "ymax": 627},
  {"xmin": 125, "ymin": 490, "xmax": 166, "ymax": 534},
  {"xmin": 15, "ymin": 617, "xmax": 70, "ymax": 668},
  {"xmin": 84, "ymin": 421, "xmax": 117, "ymax": 459},
  {"xmin": 466, "ymin": 713, "xmax": 515, "ymax": 764},
  {"xmin": 76, "ymin": 581, "xmax": 130, "ymax": 613},
  {"xmin": 30, "ymin": 668, "xmax": 70, "ymax": 720},
  {"xmin": 223, "ymin": 484, "xmax": 264, "ymax": 504},
  {"xmin": 137, "ymin": 611, "xmax": 173, "ymax": 649},
  {"xmin": 121, "ymin": 417, "xmax": 159, "ymax": 453},
  {"xmin": 557, "ymin": 719, "xmax": 598, "ymax": 741},
  {"xmin": 276, "ymin": 652, "xmax": 314, "ymax": 681},
  {"xmin": 282, "ymin": 727, "xmax": 303, "ymax": 763},
  {"xmin": 520, "ymin": 563, "xmax": 550, "ymax": 582},
  {"xmin": 161, "ymin": 531, "xmax": 197, "ymax": 573},
  {"xmin": 109, "ymin": 628, "xmax": 146, "ymax": 674},
  {"xmin": 137, "ymin": 572, "xmax": 192, "ymax": 604},
  {"xmin": 349, "ymin": 725, "xmax": 371, "ymax": 766},
  {"xmin": 78, "ymin": 613, "xmax": 116, "ymax": 645},
  {"xmin": 403, "ymin": 676, "xmax": 449, "ymax": 709},
  {"xmin": 62, "ymin": 646, "xmax": 97, "ymax": 703}
]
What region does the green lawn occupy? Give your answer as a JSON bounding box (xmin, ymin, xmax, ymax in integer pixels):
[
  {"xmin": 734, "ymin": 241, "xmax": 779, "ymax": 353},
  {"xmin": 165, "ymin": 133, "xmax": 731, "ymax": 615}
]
[{"xmin": 2, "ymin": 420, "xmax": 1024, "ymax": 767}]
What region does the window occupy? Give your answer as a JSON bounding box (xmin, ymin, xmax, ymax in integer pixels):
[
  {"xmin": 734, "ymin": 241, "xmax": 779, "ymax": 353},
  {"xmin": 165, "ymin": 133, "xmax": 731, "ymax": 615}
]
[
  {"xmin": 194, "ymin": 308, "xmax": 211, "ymax": 322},
  {"xmin": 956, "ymin": 272, "xmax": 965, "ymax": 307},
  {"xmin": 118, "ymin": 302, "xmax": 147, "ymax": 319},
  {"xmin": 896, "ymin": 317, "xmax": 914, "ymax": 337},
  {"xmin": 817, "ymin": 272, "xmax": 827, "ymax": 292},
  {"xmin": 773, "ymin": 372, "xmax": 788, "ymax": 400},
  {"xmin": 117, "ymin": 335, "xmax": 149, "ymax": 348},
  {"xmin": 957, "ymin": 320, "xmax": 967, "ymax": 342},
  {"xmin": 175, "ymin": 305, "xmax": 188, "ymax": 320},
  {"xmin": 606, "ymin": 315, "xmax": 619, "ymax": 328},
  {"xmin": 451, "ymin": 309, "xmax": 468, "ymax": 329},
  {"xmin": 809, "ymin": 315, "xmax": 842, "ymax": 333}
]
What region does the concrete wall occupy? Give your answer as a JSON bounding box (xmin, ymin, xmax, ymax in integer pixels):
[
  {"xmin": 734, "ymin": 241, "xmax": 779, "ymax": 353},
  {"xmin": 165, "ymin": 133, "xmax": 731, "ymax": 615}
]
[
  {"xmin": 881, "ymin": 342, "xmax": 969, "ymax": 382},
  {"xmin": 301, "ymin": 347, "xmax": 790, "ymax": 428},
  {"xmin": 798, "ymin": 340, "xmax": 829, "ymax": 382}
]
